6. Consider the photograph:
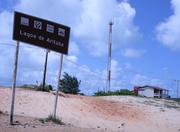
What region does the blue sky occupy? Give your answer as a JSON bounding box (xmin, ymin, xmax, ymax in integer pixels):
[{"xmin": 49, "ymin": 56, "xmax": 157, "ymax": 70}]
[{"xmin": 0, "ymin": 0, "xmax": 180, "ymax": 97}]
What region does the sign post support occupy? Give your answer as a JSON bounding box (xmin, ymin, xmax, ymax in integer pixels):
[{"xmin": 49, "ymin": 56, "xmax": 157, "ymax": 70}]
[
  {"xmin": 53, "ymin": 54, "xmax": 63, "ymax": 119},
  {"xmin": 42, "ymin": 49, "xmax": 50, "ymax": 91},
  {"xmin": 10, "ymin": 41, "xmax": 20, "ymax": 125}
]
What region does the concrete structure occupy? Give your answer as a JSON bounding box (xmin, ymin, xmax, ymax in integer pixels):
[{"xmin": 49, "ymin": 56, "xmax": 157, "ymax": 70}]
[{"xmin": 134, "ymin": 85, "xmax": 170, "ymax": 98}]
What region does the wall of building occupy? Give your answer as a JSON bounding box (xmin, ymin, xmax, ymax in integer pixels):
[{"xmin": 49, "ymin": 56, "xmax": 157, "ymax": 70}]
[{"xmin": 138, "ymin": 88, "xmax": 154, "ymax": 97}]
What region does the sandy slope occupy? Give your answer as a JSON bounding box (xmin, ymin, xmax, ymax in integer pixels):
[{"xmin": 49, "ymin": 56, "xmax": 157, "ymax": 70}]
[{"xmin": 0, "ymin": 87, "xmax": 180, "ymax": 132}]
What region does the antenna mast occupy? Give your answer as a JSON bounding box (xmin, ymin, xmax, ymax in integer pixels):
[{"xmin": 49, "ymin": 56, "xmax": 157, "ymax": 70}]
[{"xmin": 106, "ymin": 21, "xmax": 113, "ymax": 92}]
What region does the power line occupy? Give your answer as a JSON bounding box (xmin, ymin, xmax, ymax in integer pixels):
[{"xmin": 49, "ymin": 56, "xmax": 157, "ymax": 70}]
[
  {"xmin": 0, "ymin": 43, "xmax": 107, "ymax": 81},
  {"xmin": 0, "ymin": 43, "xmax": 15, "ymax": 47},
  {"xmin": 64, "ymin": 57, "xmax": 104, "ymax": 79},
  {"xmin": 0, "ymin": 42, "xmax": 44, "ymax": 50}
]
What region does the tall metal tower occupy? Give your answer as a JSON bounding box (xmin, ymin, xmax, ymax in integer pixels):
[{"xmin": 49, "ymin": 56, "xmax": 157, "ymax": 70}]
[
  {"xmin": 106, "ymin": 21, "xmax": 113, "ymax": 92},
  {"xmin": 174, "ymin": 79, "xmax": 180, "ymax": 98}
]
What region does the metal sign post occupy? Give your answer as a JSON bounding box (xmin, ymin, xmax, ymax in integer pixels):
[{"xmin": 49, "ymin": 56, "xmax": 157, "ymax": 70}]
[
  {"xmin": 53, "ymin": 54, "xmax": 63, "ymax": 118},
  {"xmin": 42, "ymin": 49, "xmax": 50, "ymax": 91},
  {"xmin": 10, "ymin": 41, "xmax": 20, "ymax": 125}
]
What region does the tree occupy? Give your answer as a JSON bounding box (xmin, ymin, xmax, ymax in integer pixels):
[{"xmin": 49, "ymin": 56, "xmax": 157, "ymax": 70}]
[
  {"xmin": 36, "ymin": 83, "xmax": 53, "ymax": 92},
  {"xmin": 59, "ymin": 72, "xmax": 81, "ymax": 94}
]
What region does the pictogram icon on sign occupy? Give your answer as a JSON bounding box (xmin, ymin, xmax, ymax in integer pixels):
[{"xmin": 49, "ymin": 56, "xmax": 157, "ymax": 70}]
[
  {"xmin": 46, "ymin": 24, "xmax": 54, "ymax": 33},
  {"xmin": 58, "ymin": 28, "xmax": 65, "ymax": 37},
  {"xmin": 34, "ymin": 20, "xmax": 42, "ymax": 30},
  {"xmin": 20, "ymin": 17, "xmax": 29, "ymax": 26}
]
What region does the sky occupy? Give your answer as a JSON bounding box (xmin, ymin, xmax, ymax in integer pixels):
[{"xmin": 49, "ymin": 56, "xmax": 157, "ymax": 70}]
[{"xmin": 0, "ymin": 0, "xmax": 180, "ymax": 97}]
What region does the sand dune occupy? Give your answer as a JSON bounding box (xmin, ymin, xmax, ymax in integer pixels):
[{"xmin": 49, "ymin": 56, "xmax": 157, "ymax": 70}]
[{"xmin": 0, "ymin": 87, "xmax": 180, "ymax": 132}]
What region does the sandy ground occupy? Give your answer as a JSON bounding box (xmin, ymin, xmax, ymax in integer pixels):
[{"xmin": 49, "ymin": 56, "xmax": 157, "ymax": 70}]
[
  {"xmin": 0, "ymin": 87, "xmax": 180, "ymax": 132},
  {"xmin": 0, "ymin": 114, "xmax": 104, "ymax": 132}
]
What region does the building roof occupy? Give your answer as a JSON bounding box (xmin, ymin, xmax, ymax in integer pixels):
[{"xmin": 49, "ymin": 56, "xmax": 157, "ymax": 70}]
[{"xmin": 135, "ymin": 85, "xmax": 168, "ymax": 91}]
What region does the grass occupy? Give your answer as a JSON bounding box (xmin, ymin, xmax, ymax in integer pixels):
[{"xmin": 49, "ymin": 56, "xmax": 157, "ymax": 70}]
[
  {"xmin": 142, "ymin": 98, "xmax": 180, "ymax": 109},
  {"xmin": 39, "ymin": 115, "xmax": 65, "ymax": 125},
  {"xmin": 160, "ymin": 108, "xmax": 166, "ymax": 112},
  {"xmin": 165, "ymin": 104, "xmax": 180, "ymax": 109},
  {"xmin": 171, "ymin": 98, "xmax": 180, "ymax": 102},
  {"xmin": 94, "ymin": 89, "xmax": 136, "ymax": 96}
]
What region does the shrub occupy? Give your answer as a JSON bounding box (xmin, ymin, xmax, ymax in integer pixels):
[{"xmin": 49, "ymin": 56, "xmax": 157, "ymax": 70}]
[
  {"xmin": 36, "ymin": 83, "xmax": 53, "ymax": 92},
  {"xmin": 94, "ymin": 89, "xmax": 136, "ymax": 96},
  {"xmin": 39, "ymin": 115, "xmax": 65, "ymax": 125},
  {"xmin": 79, "ymin": 93, "xmax": 85, "ymax": 96},
  {"xmin": 94, "ymin": 91, "xmax": 107, "ymax": 96},
  {"xmin": 19, "ymin": 84, "xmax": 37, "ymax": 90},
  {"xmin": 59, "ymin": 72, "xmax": 81, "ymax": 94},
  {"xmin": 19, "ymin": 83, "xmax": 53, "ymax": 92}
]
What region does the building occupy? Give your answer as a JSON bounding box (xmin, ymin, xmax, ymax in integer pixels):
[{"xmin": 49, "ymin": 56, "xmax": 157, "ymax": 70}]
[{"xmin": 134, "ymin": 85, "xmax": 170, "ymax": 98}]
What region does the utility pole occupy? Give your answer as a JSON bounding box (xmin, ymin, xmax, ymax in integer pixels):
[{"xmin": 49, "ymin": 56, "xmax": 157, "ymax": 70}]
[
  {"xmin": 42, "ymin": 49, "xmax": 50, "ymax": 91},
  {"xmin": 174, "ymin": 79, "xmax": 180, "ymax": 98},
  {"xmin": 106, "ymin": 21, "xmax": 113, "ymax": 92}
]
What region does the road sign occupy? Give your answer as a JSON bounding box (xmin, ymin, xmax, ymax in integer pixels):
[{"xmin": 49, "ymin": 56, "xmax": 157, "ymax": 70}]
[{"xmin": 13, "ymin": 11, "xmax": 70, "ymax": 54}]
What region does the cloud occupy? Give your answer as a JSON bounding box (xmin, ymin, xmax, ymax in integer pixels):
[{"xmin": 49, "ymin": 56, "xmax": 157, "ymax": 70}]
[
  {"xmin": 0, "ymin": 11, "xmax": 13, "ymax": 43},
  {"xmin": 69, "ymin": 41, "xmax": 80, "ymax": 55},
  {"xmin": 156, "ymin": 0, "xmax": 180, "ymax": 50},
  {"xmin": 0, "ymin": 45, "xmax": 15, "ymax": 84},
  {"xmin": 14, "ymin": 0, "xmax": 82, "ymax": 28},
  {"xmin": 121, "ymin": 48, "xmax": 146, "ymax": 58},
  {"xmin": 66, "ymin": 55, "xmax": 78, "ymax": 63},
  {"xmin": 110, "ymin": 59, "xmax": 126, "ymax": 90},
  {"xmin": 73, "ymin": 0, "xmax": 141, "ymax": 57},
  {"xmin": 111, "ymin": 59, "xmax": 123, "ymax": 79},
  {"xmin": 131, "ymin": 74, "xmax": 164, "ymax": 87}
]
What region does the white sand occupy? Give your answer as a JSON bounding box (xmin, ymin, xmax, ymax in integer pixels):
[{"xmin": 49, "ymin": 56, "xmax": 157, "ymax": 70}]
[{"xmin": 0, "ymin": 87, "xmax": 180, "ymax": 132}]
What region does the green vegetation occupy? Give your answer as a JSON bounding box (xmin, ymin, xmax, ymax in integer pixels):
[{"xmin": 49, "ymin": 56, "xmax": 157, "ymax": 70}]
[
  {"xmin": 39, "ymin": 115, "xmax": 65, "ymax": 125},
  {"xmin": 59, "ymin": 72, "xmax": 81, "ymax": 94},
  {"xmin": 19, "ymin": 84, "xmax": 36, "ymax": 90},
  {"xmin": 171, "ymin": 98, "xmax": 180, "ymax": 102},
  {"xmin": 35, "ymin": 83, "xmax": 53, "ymax": 92},
  {"xmin": 19, "ymin": 83, "xmax": 53, "ymax": 92},
  {"xmin": 94, "ymin": 89, "xmax": 136, "ymax": 96},
  {"xmin": 79, "ymin": 92, "xmax": 85, "ymax": 96}
]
